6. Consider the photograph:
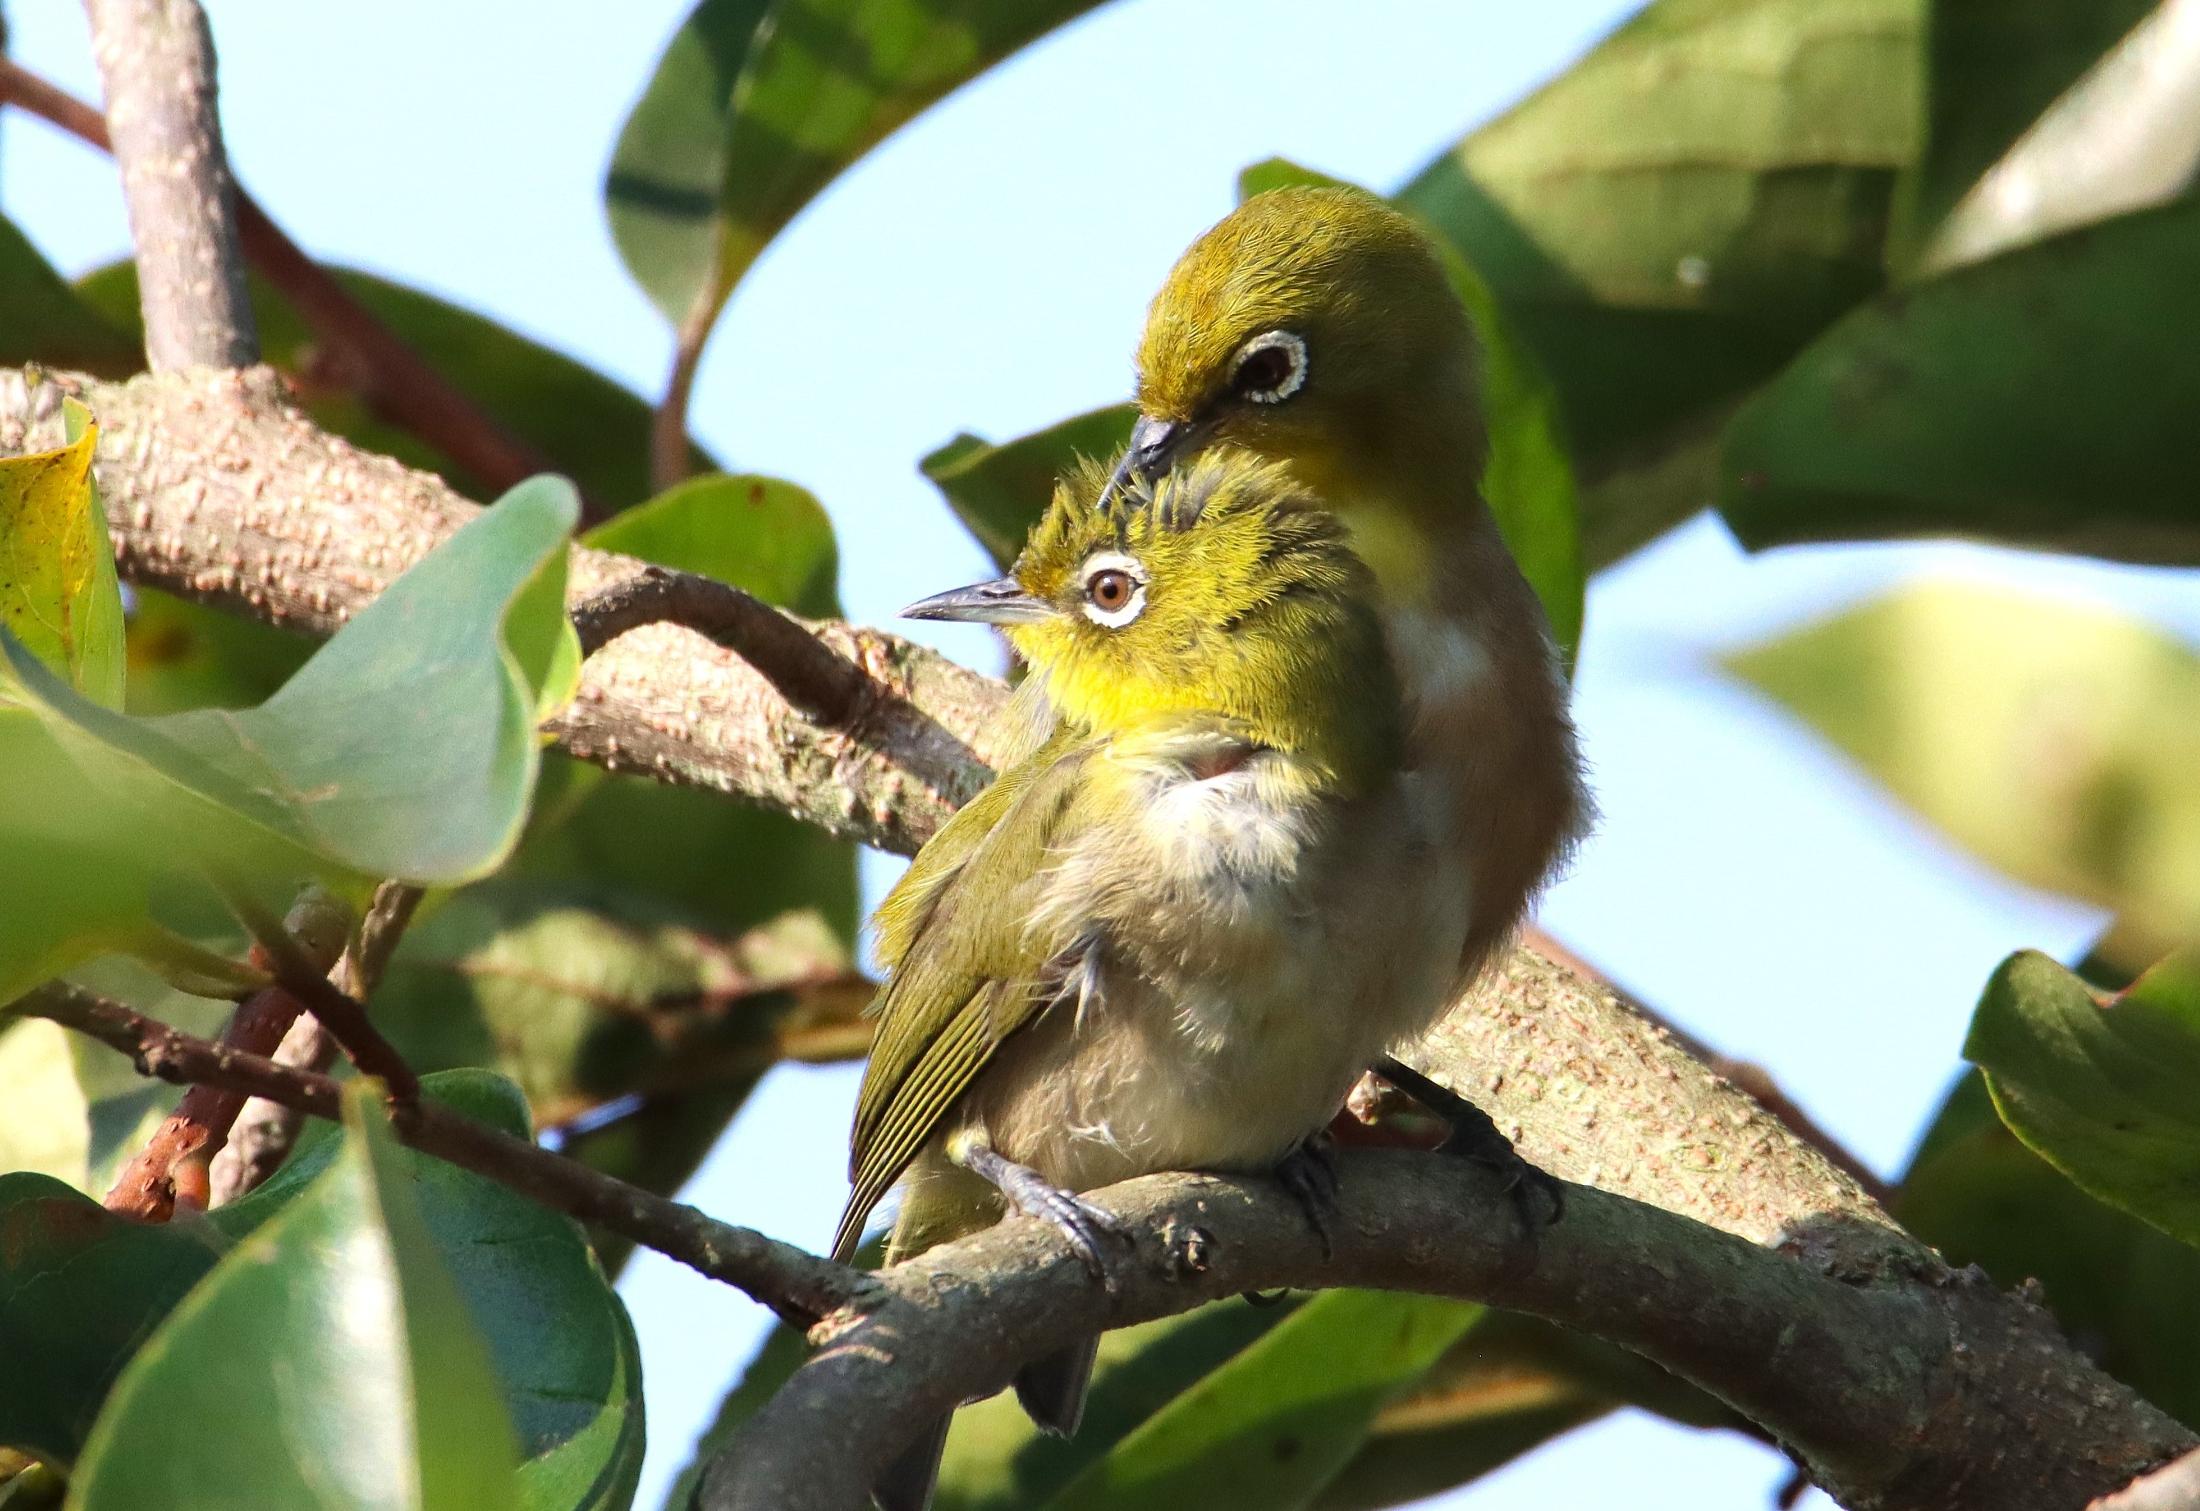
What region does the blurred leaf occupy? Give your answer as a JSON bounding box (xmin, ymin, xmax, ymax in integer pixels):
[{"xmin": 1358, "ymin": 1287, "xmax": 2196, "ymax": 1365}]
[
  {"xmin": 661, "ymin": 1313, "xmax": 816, "ymax": 1509},
  {"xmin": 1399, "ymin": 0, "xmax": 1920, "ymax": 568},
  {"xmin": 121, "ymin": 588, "xmax": 312, "ymax": 717},
  {"xmin": 583, "ymin": 472, "xmax": 841, "ymax": 619},
  {"xmin": 0, "ymin": 220, "xmax": 135, "ymax": 376},
  {"xmin": 1898, "ymin": 1068, "xmax": 2200, "ymax": 1429},
  {"xmin": 606, "ymin": 0, "xmax": 1103, "ymax": 331},
  {"xmin": 70, "ymin": 1081, "xmax": 526, "ymax": 1510},
  {"xmin": 1901, "ymin": 0, "xmax": 2171, "ymax": 268},
  {"xmin": 1722, "ymin": 196, "xmax": 2200, "ymax": 564},
  {"xmin": 1965, "ymin": 949, "xmax": 2200, "ymax": 1251},
  {"xmin": 1039, "ymin": 1294, "xmax": 1484, "ymax": 1510},
  {"xmin": 1, "ymin": 476, "xmax": 578, "ymax": 899},
  {"xmin": 1726, "ymin": 581, "xmax": 2200, "ymax": 957},
  {"xmin": 939, "ymin": 1304, "xmax": 1290, "ymax": 1509},
  {"xmin": 374, "ymin": 885, "xmax": 861, "ymax": 1126},
  {"xmin": 0, "ymin": 1173, "xmax": 226, "ymax": 1466},
  {"xmin": 75, "ymin": 263, "xmax": 709, "ymax": 509},
  {"xmin": 1243, "ymin": 159, "xmax": 1584, "ymax": 661},
  {"xmin": 921, "ymin": 408, "xmax": 1136, "ymax": 573},
  {"xmin": 0, "ymin": 402, "xmax": 122, "ymax": 708},
  {"xmin": 1315, "ymin": 1310, "xmax": 1732, "ymax": 1510},
  {"xmin": 0, "ymin": 1023, "xmax": 89, "ymax": 1188}
]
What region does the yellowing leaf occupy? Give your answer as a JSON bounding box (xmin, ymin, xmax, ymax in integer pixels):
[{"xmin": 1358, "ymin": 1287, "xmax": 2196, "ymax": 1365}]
[{"xmin": 0, "ymin": 399, "xmax": 124, "ymax": 709}]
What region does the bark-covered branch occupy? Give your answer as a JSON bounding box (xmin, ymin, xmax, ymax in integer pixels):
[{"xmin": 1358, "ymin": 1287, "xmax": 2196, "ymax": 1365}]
[
  {"xmin": 700, "ymin": 1155, "xmax": 2190, "ymax": 1511},
  {"xmin": 81, "ymin": 0, "xmax": 256, "ymax": 368},
  {"xmin": 3, "ymin": 365, "xmax": 2191, "ymax": 1506},
  {"xmin": 18, "ymin": 980, "xmax": 870, "ymax": 1325}
]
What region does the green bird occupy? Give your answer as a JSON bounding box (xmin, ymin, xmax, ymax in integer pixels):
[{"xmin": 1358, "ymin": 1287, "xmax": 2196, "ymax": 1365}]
[
  {"xmin": 837, "ymin": 453, "xmax": 1464, "ymax": 1509},
  {"xmin": 1113, "ymin": 185, "xmax": 1588, "ymax": 991}
]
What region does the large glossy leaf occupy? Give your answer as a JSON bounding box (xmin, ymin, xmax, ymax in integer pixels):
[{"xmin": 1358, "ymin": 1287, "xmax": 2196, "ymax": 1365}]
[
  {"xmin": 0, "ymin": 220, "xmax": 136, "ymax": 376},
  {"xmin": 120, "ymin": 588, "xmax": 312, "ymax": 718},
  {"xmin": 1722, "ymin": 195, "xmax": 2200, "ymax": 564},
  {"xmin": 0, "ymin": 1173, "xmax": 226, "ymax": 1466},
  {"xmin": 1898, "ymin": 1069, "xmax": 2200, "ymax": 1429},
  {"xmin": 1398, "ymin": 0, "xmax": 1920, "ymax": 567},
  {"xmin": 606, "ymin": 0, "xmax": 1103, "ymax": 330},
  {"xmin": 1, "ymin": 476, "xmax": 579, "ymax": 902},
  {"xmin": 0, "ymin": 402, "xmax": 122, "ymax": 708},
  {"xmin": 75, "ymin": 263, "xmax": 710, "ymax": 510},
  {"xmin": 921, "ymin": 408, "xmax": 1137, "ymax": 573},
  {"xmin": 1243, "ymin": 159, "xmax": 1584, "ymax": 661},
  {"xmin": 1965, "ymin": 950, "xmax": 2200, "ymax": 1251},
  {"xmin": 1725, "ymin": 581, "xmax": 2200, "ymax": 959},
  {"xmin": 1038, "ymin": 1294, "xmax": 1484, "ymax": 1510},
  {"xmin": 67, "ymin": 1082, "xmax": 526, "ymax": 1510},
  {"xmin": 1899, "ymin": 0, "xmax": 2170, "ymax": 268}
]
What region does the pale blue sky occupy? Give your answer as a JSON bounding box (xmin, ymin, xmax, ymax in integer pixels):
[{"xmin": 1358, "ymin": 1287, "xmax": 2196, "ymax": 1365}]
[{"xmin": 7, "ymin": 2, "xmax": 2193, "ymax": 1507}]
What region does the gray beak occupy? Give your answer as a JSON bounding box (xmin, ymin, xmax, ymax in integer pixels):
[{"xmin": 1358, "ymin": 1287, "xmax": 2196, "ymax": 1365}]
[
  {"xmin": 900, "ymin": 577, "xmax": 1055, "ymax": 625},
  {"xmin": 1098, "ymin": 413, "xmax": 1190, "ymax": 511}
]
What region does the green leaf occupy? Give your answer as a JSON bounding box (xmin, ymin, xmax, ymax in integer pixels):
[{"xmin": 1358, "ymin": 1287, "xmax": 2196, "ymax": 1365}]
[
  {"xmin": 583, "ymin": 471, "xmax": 841, "ymax": 620},
  {"xmin": 1964, "ymin": 949, "xmax": 2200, "ymax": 1251},
  {"xmin": 1722, "ymin": 195, "xmax": 2200, "ymax": 564},
  {"xmin": 1724, "ymin": 580, "xmax": 2200, "ymax": 957},
  {"xmin": 2, "ymin": 476, "xmax": 579, "ymax": 896},
  {"xmin": 0, "ymin": 403, "xmax": 124, "ymax": 708},
  {"xmin": 1898, "ymin": 1069, "xmax": 2200, "ymax": 1429},
  {"xmin": 606, "ymin": 0, "xmax": 1103, "ymax": 330},
  {"xmin": 1898, "ymin": 0, "xmax": 2165, "ymax": 267},
  {"xmin": 921, "ymin": 408, "xmax": 1137, "ymax": 573},
  {"xmin": 69, "ymin": 1081, "xmax": 526, "ymax": 1510},
  {"xmin": 1397, "ymin": 0, "xmax": 1920, "ymax": 568},
  {"xmin": 0, "ymin": 1023, "xmax": 92, "ymax": 1189},
  {"xmin": 1240, "ymin": 159, "xmax": 1584, "ymax": 661},
  {"xmin": 0, "ymin": 1173, "xmax": 226, "ymax": 1466},
  {"xmin": 76, "ymin": 263, "xmax": 707, "ymax": 511},
  {"xmin": 1038, "ymin": 1294, "xmax": 1485, "ymax": 1511},
  {"xmin": 937, "ymin": 1304, "xmax": 1291, "ymax": 1509},
  {"xmin": 120, "ymin": 588, "xmax": 313, "ymax": 717},
  {"xmin": 0, "ymin": 220, "xmax": 136, "ymax": 376}
]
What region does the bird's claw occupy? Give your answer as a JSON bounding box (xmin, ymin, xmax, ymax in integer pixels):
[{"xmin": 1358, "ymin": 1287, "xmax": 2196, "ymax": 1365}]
[
  {"xmin": 1274, "ymin": 1134, "xmax": 1340, "ymax": 1259},
  {"xmin": 989, "ymin": 1158, "xmax": 1133, "ymax": 1292},
  {"xmin": 1375, "ymin": 1054, "xmax": 1563, "ymax": 1253}
]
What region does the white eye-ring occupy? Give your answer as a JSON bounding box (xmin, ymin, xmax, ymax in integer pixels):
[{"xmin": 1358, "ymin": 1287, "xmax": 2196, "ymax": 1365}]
[
  {"xmin": 1228, "ymin": 330, "xmax": 1308, "ymax": 404},
  {"xmin": 1079, "ymin": 551, "xmax": 1147, "ymax": 628}
]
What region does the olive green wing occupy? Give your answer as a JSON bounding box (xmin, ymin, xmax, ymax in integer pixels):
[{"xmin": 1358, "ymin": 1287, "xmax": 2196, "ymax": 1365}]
[
  {"xmin": 832, "ymin": 739, "xmax": 1096, "ymax": 1262},
  {"xmin": 870, "ymin": 725, "xmax": 1082, "ymax": 974}
]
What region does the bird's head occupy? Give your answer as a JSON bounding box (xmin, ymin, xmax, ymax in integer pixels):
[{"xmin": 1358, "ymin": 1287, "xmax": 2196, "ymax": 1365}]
[
  {"xmin": 1112, "ymin": 186, "xmax": 1482, "ymax": 515},
  {"xmin": 904, "ymin": 452, "xmax": 1401, "ymax": 788}
]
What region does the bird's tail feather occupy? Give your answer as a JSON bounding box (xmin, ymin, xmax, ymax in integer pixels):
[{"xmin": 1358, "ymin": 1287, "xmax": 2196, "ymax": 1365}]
[
  {"xmin": 872, "ymin": 1413, "xmax": 951, "ymax": 1511},
  {"xmin": 1013, "ymin": 1335, "xmax": 1099, "ymax": 1438}
]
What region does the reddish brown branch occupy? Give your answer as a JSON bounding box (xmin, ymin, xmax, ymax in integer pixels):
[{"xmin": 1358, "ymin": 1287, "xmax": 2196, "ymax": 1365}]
[
  {"xmin": 220, "ymin": 882, "xmax": 419, "ymax": 1104},
  {"xmin": 22, "ymin": 980, "xmax": 869, "ymax": 1324},
  {"xmin": 0, "ymin": 57, "xmax": 600, "ymax": 521},
  {"xmin": 103, "ymin": 889, "xmax": 351, "ymax": 1220}
]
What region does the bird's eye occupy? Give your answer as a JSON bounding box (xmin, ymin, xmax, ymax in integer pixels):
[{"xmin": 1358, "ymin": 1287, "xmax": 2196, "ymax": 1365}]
[
  {"xmin": 1089, "ymin": 570, "xmax": 1133, "ymax": 612},
  {"xmin": 1078, "ymin": 553, "xmax": 1147, "ymax": 627},
  {"xmin": 1229, "ymin": 331, "xmax": 1308, "ymax": 405}
]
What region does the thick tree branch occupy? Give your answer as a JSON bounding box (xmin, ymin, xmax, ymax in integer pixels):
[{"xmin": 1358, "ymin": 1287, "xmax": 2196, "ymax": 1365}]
[
  {"xmin": 19, "ymin": 980, "xmax": 869, "ymax": 1324},
  {"xmin": 1, "ymin": 366, "xmax": 2185, "ymax": 1503},
  {"xmin": 82, "ymin": 0, "xmax": 255, "ymax": 368},
  {"xmin": 700, "ymin": 1158, "xmax": 2191, "ymax": 1511}
]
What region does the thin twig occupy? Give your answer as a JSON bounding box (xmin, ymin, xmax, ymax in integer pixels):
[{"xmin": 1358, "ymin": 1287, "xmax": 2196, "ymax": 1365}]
[
  {"xmin": 571, "ymin": 566, "xmax": 873, "ymax": 726},
  {"xmin": 210, "ymin": 880, "xmax": 420, "ymax": 1205},
  {"xmin": 22, "ymin": 981, "xmax": 869, "ymax": 1324},
  {"xmin": 219, "ymin": 882, "xmax": 420, "ymax": 1104},
  {"xmin": 103, "ymin": 888, "xmax": 351, "ymax": 1220},
  {"xmin": 81, "ymin": 0, "xmax": 256, "ymax": 368},
  {"xmin": 0, "ymin": 58, "xmax": 599, "ymax": 519}
]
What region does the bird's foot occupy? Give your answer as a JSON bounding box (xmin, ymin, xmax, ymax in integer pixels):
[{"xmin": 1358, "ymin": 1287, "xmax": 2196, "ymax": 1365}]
[
  {"xmin": 1375, "ymin": 1055, "xmax": 1564, "ymax": 1243},
  {"xmin": 1273, "ymin": 1133, "xmax": 1340, "ymax": 1259},
  {"xmin": 961, "ymin": 1143, "xmax": 1132, "ymax": 1292}
]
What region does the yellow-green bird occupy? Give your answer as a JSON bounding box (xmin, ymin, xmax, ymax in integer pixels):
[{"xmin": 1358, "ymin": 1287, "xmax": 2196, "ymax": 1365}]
[
  {"xmin": 837, "ymin": 454, "xmax": 1462, "ymax": 1509},
  {"xmin": 1113, "ymin": 185, "xmax": 1588, "ymax": 991}
]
